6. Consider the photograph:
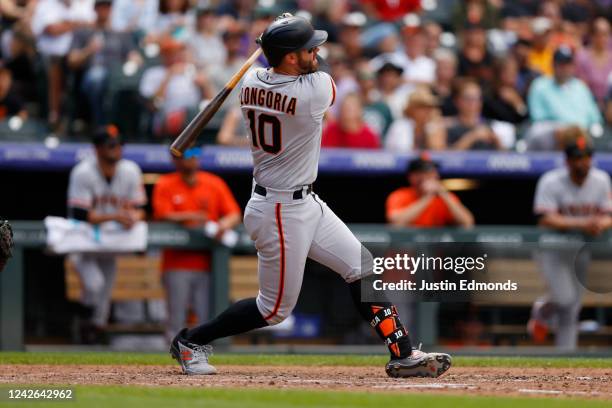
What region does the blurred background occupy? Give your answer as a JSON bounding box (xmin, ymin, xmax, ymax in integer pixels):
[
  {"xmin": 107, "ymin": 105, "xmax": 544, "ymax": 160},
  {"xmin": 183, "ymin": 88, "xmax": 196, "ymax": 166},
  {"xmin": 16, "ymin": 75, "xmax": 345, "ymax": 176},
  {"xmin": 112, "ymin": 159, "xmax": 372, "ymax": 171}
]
[{"xmin": 0, "ymin": 0, "xmax": 611, "ymax": 354}]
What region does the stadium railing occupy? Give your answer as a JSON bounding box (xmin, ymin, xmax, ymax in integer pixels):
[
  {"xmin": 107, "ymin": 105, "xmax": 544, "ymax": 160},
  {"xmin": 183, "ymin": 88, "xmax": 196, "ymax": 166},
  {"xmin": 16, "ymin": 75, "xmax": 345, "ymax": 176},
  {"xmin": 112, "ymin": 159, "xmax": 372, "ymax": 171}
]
[{"xmin": 2, "ymin": 222, "xmax": 611, "ymax": 351}]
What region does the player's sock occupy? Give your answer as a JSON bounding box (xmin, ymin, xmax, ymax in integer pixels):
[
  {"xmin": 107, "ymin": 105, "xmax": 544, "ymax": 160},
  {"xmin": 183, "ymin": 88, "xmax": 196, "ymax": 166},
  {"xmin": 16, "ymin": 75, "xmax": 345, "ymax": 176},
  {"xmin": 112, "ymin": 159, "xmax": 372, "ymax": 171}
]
[
  {"xmin": 185, "ymin": 298, "xmax": 268, "ymax": 345},
  {"xmin": 348, "ymin": 280, "xmax": 413, "ymax": 359}
]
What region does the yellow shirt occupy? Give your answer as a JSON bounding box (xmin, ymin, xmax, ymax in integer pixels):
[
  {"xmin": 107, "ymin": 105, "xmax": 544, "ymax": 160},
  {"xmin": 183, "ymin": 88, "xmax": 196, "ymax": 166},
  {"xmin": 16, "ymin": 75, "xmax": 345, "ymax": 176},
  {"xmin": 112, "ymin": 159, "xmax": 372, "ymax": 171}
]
[{"xmin": 528, "ymin": 47, "xmax": 554, "ymax": 76}]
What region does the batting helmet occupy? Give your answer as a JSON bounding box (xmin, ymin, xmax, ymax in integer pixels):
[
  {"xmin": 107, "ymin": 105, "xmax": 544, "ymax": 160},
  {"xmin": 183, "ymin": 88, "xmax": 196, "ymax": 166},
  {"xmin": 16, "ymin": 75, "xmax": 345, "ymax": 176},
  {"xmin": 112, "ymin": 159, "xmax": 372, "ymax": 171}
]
[{"xmin": 257, "ymin": 14, "xmax": 328, "ymax": 67}]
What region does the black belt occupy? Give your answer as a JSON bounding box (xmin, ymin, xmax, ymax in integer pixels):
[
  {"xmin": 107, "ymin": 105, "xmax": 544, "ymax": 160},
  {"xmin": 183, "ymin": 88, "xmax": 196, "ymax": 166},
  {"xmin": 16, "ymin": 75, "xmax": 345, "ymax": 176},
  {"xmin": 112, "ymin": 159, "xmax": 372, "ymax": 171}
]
[{"xmin": 254, "ymin": 184, "xmax": 313, "ymax": 200}]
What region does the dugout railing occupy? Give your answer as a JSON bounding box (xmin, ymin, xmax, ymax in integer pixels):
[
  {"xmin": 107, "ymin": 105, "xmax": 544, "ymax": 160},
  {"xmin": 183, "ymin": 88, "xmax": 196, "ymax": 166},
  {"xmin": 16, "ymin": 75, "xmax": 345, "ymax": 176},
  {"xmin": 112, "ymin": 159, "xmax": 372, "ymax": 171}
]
[{"xmin": 1, "ymin": 223, "xmax": 611, "ymax": 351}]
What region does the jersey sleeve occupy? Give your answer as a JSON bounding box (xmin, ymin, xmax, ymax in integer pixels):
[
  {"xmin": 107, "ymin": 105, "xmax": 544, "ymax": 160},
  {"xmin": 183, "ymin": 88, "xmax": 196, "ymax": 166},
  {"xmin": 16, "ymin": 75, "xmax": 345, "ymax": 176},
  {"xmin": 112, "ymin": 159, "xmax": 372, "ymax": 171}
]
[
  {"xmin": 533, "ymin": 174, "xmax": 558, "ymax": 215},
  {"xmin": 67, "ymin": 167, "xmax": 93, "ymax": 209},
  {"xmin": 309, "ymin": 71, "xmax": 336, "ymax": 120}
]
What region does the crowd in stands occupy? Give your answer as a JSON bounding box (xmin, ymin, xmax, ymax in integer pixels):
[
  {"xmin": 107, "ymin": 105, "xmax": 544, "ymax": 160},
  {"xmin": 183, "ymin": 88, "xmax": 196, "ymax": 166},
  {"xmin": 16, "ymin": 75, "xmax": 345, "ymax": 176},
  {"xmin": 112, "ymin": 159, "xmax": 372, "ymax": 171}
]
[{"xmin": 0, "ymin": 0, "xmax": 611, "ymax": 152}]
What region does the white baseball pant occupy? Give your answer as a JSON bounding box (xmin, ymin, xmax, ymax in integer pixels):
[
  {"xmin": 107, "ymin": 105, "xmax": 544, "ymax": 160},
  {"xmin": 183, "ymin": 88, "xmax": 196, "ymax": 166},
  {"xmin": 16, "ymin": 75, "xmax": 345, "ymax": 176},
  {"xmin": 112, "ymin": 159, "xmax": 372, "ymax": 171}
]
[
  {"xmin": 243, "ymin": 185, "xmax": 366, "ymax": 325},
  {"xmin": 69, "ymin": 253, "xmax": 117, "ymax": 327}
]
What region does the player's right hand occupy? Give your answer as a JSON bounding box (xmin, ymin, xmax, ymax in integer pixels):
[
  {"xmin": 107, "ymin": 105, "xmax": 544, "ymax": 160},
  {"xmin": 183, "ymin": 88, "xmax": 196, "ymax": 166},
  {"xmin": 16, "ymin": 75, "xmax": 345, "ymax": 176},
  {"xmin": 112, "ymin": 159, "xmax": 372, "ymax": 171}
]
[{"xmin": 115, "ymin": 212, "xmax": 136, "ymax": 229}]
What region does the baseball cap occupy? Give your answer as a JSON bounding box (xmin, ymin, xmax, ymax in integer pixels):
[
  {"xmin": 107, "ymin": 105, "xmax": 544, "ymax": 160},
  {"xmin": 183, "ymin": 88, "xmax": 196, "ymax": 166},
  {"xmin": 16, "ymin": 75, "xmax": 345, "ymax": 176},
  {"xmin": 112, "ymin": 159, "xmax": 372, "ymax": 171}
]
[
  {"xmin": 182, "ymin": 147, "xmax": 201, "ymax": 160},
  {"xmin": 531, "ymin": 17, "xmax": 552, "ymax": 35},
  {"xmin": 553, "ymin": 46, "xmax": 574, "ymax": 64},
  {"xmin": 342, "ymin": 12, "xmax": 367, "ymax": 28},
  {"xmin": 564, "ymin": 136, "xmax": 593, "ymax": 159},
  {"xmin": 402, "ymin": 13, "xmax": 421, "ymax": 34},
  {"xmin": 93, "ymin": 124, "xmax": 122, "ymax": 147},
  {"xmin": 94, "ymin": 0, "xmax": 112, "ymax": 5},
  {"xmin": 407, "ymin": 153, "xmax": 439, "ymax": 174}
]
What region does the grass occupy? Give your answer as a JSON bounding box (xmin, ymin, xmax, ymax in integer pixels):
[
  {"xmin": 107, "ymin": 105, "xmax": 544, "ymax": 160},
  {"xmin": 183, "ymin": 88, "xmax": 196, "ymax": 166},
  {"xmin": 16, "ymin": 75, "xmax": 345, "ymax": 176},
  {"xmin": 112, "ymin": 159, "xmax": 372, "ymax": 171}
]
[
  {"xmin": 0, "ymin": 352, "xmax": 611, "ymax": 368},
  {"xmin": 0, "ymin": 387, "xmax": 609, "ymax": 408}
]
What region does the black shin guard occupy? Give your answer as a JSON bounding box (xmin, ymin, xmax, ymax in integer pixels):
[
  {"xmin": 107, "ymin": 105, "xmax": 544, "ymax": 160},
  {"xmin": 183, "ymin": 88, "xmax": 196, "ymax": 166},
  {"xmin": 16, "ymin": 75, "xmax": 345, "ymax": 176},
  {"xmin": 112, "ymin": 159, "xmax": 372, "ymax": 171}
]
[
  {"xmin": 349, "ymin": 280, "xmax": 412, "ymax": 359},
  {"xmin": 185, "ymin": 298, "xmax": 268, "ymax": 345}
]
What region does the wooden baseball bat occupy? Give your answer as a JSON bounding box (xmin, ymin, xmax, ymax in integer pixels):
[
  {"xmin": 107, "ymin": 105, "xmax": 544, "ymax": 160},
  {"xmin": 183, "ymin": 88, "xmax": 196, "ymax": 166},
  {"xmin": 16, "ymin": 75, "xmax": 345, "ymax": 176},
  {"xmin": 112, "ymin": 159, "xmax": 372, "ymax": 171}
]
[{"xmin": 170, "ymin": 48, "xmax": 263, "ymax": 157}]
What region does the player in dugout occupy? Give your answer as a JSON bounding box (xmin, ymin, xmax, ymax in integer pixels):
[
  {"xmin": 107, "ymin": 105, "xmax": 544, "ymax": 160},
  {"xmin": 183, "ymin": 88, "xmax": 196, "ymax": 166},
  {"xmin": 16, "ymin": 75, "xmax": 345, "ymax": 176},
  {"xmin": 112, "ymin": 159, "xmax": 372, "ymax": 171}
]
[
  {"xmin": 386, "ymin": 154, "xmax": 474, "ymax": 228},
  {"xmin": 153, "ymin": 146, "xmax": 241, "ymax": 342},
  {"xmin": 529, "ymin": 131, "xmax": 612, "ymax": 350}
]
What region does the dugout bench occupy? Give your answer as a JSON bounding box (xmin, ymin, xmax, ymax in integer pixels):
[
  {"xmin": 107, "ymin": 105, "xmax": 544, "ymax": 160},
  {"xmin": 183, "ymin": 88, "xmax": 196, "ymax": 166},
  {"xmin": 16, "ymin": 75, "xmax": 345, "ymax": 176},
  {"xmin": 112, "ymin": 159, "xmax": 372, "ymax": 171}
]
[{"xmin": 2, "ymin": 223, "xmax": 612, "ymax": 350}]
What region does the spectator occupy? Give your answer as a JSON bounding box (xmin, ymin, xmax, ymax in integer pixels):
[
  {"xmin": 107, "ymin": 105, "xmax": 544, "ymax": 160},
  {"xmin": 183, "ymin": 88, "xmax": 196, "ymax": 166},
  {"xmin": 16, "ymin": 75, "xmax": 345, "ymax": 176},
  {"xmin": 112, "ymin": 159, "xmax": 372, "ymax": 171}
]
[
  {"xmin": 529, "ymin": 134, "xmax": 612, "ymax": 350},
  {"xmin": 150, "ymin": 0, "xmax": 193, "ymax": 40},
  {"xmin": 355, "ymin": 64, "xmax": 394, "ymax": 142},
  {"xmin": 395, "ymin": 15, "xmax": 436, "ymax": 85},
  {"xmin": 337, "ymin": 12, "xmax": 366, "ymax": 61},
  {"xmin": 188, "ymin": 5, "xmax": 226, "ymax": 69},
  {"xmin": 451, "ymin": 0, "xmax": 500, "ymax": 32},
  {"xmin": 386, "ymin": 154, "xmax": 474, "ymax": 228},
  {"xmin": 372, "ymin": 58, "xmax": 413, "ymax": 119},
  {"xmin": 207, "ymin": 24, "xmax": 248, "ymax": 109},
  {"xmin": 576, "ymin": 17, "xmax": 612, "ymax": 108},
  {"xmin": 360, "ymin": 0, "xmax": 420, "ymax": 22},
  {"xmin": 216, "ymin": 0, "xmax": 256, "ymax": 22},
  {"xmin": 540, "ymin": 0, "xmax": 579, "ymax": 51},
  {"xmin": 31, "ymin": 0, "xmax": 76, "ymax": 127},
  {"xmin": 0, "ymin": 67, "xmax": 27, "ymax": 120},
  {"xmin": 110, "ymin": 0, "xmax": 158, "ymax": 33},
  {"xmin": 245, "ymin": 6, "xmax": 276, "ymax": 65},
  {"xmin": 526, "ymin": 46, "xmax": 603, "ymax": 150},
  {"xmin": 431, "ymin": 48, "xmax": 458, "ymax": 117},
  {"xmin": 446, "ymin": 78, "xmax": 504, "ymax": 150},
  {"xmin": 67, "ymin": 0, "xmax": 141, "ymax": 126},
  {"xmin": 511, "ymin": 38, "xmax": 540, "ymax": 98},
  {"xmin": 67, "ymin": 125, "xmax": 147, "ymax": 342},
  {"xmin": 606, "ymin": 88, "xmax": 612, "ymax": 128},
  {"xmin": 327, "ymin": 50, "xmax": 358, "ymax": 119},
  {"xmin": 322, "ymin": 93, "xmax": 380, "ymax": 149},
  {"xmin": 457, "ymin": 21, "xmax": 494, "ymax": 86},
  {"xmin": 139, "ymin": 37, "xmax": 213, "ymax": 138},
  {"xmin": 385, "ymin": 87, "xmax": 446, "ymax": 152},
  {"xmin": 422, "ymin": 20, "xmax": 442, "ymax": 58},
  {"xmin": 527, "ymin": 16, "xmax": 554, "ymax": 76},
  {"xmin": 153, "ymin": 146, "xmax": 241, "ymax": 341},
  {"xmin": 483, "ymin": 56, "xmax": 528, "ymax": 124}
]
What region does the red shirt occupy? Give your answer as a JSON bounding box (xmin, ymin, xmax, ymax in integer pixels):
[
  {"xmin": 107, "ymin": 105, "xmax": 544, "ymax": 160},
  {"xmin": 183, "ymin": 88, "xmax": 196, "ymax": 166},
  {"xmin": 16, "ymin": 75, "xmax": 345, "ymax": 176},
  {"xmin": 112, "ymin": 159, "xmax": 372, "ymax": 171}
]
[
  {"xmin": 386, "ymin": 187, "xmax": 460, "ymax": 227},
  {"xmin": 322, "ymin": 121, "xmax": 380, "ymax": 149},
  {"xmin": 153, "ymin": 172, "xmax": 241, "ymax": 272},
  {"xmin": 361, "ymin": 0, "xmax": 421, "ymax": 21}
]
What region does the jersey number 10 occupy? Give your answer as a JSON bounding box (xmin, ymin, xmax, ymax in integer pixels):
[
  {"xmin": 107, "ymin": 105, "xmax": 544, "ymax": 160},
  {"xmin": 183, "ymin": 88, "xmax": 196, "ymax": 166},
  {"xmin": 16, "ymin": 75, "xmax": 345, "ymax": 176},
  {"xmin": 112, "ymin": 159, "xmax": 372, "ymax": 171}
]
[{"xmin": 247, "ymin": 110, "xmax": 282, "ymax": 154}]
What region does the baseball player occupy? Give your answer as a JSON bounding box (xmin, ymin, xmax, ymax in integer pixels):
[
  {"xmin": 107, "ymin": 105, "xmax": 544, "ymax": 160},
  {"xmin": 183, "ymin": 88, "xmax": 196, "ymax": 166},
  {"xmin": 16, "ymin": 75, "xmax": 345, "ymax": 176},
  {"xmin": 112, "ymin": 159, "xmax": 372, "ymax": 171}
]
[
  {"xmin": 170, "ymin": 14, "xmax": 451, "ymax": 378},
  {"xmin": 67, "ymin": 125, "xmax": 147, "ymax": 341},
  {"xmin": 529, "ymin": 134, "xmax": 612, "ymax": 349}
]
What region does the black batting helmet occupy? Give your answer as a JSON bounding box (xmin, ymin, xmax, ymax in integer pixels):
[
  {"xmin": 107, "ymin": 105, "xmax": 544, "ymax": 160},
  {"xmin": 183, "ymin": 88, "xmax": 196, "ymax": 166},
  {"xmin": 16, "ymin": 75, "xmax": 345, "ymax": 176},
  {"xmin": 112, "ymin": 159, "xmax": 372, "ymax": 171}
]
[{"xmin": 257, "ymin": 14, "xmax": 328, "ymax": 67}]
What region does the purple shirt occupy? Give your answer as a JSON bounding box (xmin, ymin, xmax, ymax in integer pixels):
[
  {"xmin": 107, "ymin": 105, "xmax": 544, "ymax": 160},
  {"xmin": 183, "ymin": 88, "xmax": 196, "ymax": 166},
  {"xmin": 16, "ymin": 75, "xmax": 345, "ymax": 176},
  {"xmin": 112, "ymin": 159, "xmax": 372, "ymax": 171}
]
[{"xmin": 575, "ymin": 47, "xmax": 612, "ymax": 105}]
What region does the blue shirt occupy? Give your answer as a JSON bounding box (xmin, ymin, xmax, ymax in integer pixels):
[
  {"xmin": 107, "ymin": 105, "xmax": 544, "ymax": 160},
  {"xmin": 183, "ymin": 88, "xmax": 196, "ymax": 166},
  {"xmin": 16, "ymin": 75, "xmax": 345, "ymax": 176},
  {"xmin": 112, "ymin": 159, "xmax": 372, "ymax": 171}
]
[{"xmin": 528, "ymin": 76, "xmax": 602, "ymax": 128}]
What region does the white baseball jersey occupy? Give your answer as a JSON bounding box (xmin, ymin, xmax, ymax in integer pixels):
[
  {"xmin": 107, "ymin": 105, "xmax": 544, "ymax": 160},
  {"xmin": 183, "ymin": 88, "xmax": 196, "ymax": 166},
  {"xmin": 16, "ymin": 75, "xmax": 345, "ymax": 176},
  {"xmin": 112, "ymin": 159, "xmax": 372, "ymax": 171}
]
[
  {"xmin": 534, "ymin": 167, "xmax": 612, "ymax": 216},
  {"xmin": 68, "ymin": 157, "xmax": 147, "ymax": 214},
  {"xmin": 239, "ymin": 67, "xmax": 336, "ymax": 190}
]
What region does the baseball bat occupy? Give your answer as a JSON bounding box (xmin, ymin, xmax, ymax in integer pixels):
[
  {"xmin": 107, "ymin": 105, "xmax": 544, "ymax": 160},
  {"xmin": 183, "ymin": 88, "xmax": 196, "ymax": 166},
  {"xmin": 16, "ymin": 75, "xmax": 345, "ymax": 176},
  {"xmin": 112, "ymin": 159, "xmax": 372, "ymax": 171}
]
[{"xmin": 170, "ymin": 48, "xmax": 263, "ymax": 157}]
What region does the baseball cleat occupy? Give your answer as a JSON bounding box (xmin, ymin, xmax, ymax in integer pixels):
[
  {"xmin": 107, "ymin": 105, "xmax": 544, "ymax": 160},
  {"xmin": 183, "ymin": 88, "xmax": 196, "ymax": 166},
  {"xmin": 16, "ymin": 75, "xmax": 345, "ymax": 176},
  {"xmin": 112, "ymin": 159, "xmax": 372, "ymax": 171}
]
[
  {"xmin": 170, "ymin": 328, "xmax": 217, "ymax": 375},
  {"xmin": 527, "ymin": 317, "xmax": 550, "ymax": 343},
  {"xmin": 528, "ymin": 299, "xmax": 551, "ymax": 343},
  {"xmin": 385, "ymin": 349, "xmax": 452, "ymax": 378}
]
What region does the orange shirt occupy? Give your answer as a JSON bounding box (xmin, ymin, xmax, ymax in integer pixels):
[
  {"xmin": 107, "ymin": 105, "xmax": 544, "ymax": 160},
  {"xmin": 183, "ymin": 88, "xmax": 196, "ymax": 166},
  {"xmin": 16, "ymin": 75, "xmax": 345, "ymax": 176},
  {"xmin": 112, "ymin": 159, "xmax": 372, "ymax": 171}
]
[
  {"xmin": 153, "ymin": 172, "xmax": 241, "ymax": 272},
  {"xmin": 386, "ymin": 187, "xmax": 460, "ymax": 227}
]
